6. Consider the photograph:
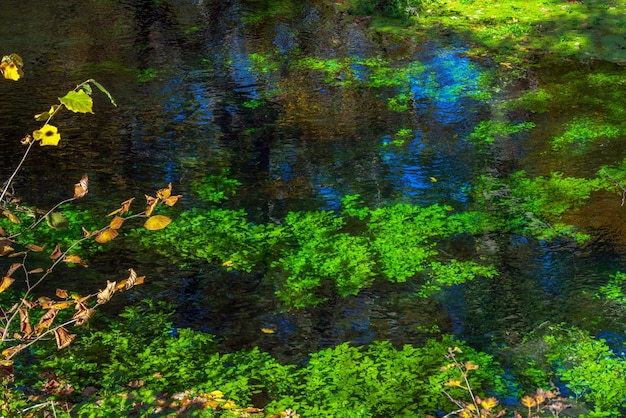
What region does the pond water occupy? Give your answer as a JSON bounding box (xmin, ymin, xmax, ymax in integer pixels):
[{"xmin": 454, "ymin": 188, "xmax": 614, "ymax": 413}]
[{"xmin": 1, "ymin": 0, "xmax": 626, "ymax": 362}]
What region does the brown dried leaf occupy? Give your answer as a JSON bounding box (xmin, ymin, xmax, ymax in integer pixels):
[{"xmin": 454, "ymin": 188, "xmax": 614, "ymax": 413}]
[
  {"xmin": 26, "ymin": 244, "xmax": 45, "ymax": 252},
  {"xmin": 56, "ymin": 288, "xmax": 69, "ymax": 299},
  {"xmin": 109, "ymin": 216, "xmax": 125, "ymax": 230},
  {"xmin": 94, "ymin": 228, "xmax": 118, "ymax": 244},
  {"xmin": 63, "ymin": 255, "xmax": 88, "ymax": 267},
  {"xmin": 144, "ymin": 215, "xmax": 171, "ymax": 231},
  {"xmin": 8, "ymin": 250, "xmax": 25, "ymax": 258},
  {"xmin": 49, "ymin": 244, "xmax": 62, "ymax": 260},
  {"xmin": 20, "ymin": 298, "xmax": 36, "ymax": 309},
  {"xmin": 0, "ymin": 277, "xmax": 15, "ymax": 293},
  {"xmin": 97, "ymin": 280, "xmax": 117, "ymax": 304},
  {"xmin": 0, "ymin": 226, "xmax": 5, "ymax": 236},
  {"xmin": 108, "ymin": 197, "xmax": 135, "ymax": 217},
  {"xmin": 6, "ymin": 263, "xmax": 21, "ymax": 277},
  {"xmin": 36, "ymin": 308, "xmax": 59, "ymax": 334},
  {"xmin": 73, "ymin": 306, "xmax": 94, "ymax": 326},
  {"xmin": 54, "ymin": 326, "xmax": 76, "ymax": 349},
  {"xmin": 116, "ymin": 268, "xmax": 145, "ymax": 291},
  {"xmin": 27, "ymin": 268, "xmax": 44, "ymax": 274},
  {"xmin": 145, "ymin": 195, "xmax": 158, "ymax": 216},
  {"xmin": 73, "ymin": 174, "xmax": 89, "ymax": 199},
  {"xmin": 18, "ymin": 307, "xmax": 32, "ymax": 335},
  {"xmin": 81, "ymin": 226, "xmax": 92, "ymax": 238}
]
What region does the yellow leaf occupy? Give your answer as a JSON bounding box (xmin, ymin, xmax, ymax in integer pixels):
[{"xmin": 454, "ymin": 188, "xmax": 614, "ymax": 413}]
[
  {"xmin": 56, "ymin": 288, "xmax": 69, "ymax": 299},
  {"xmin": 444, "ymin": 380, "xmax": 464, "ymax": 388},
  {"xmin": 222, "ymin": 400, "xmax": 237, "ymax": 409},
  {"xmin": 163, "ymin": 194, "xmax": 182, "ymax": 206},
  {"xmin": 145, "ymin": 195, "xmax": 158, "ymax": 216},
  {"xmin": 95, "ymin": 228, "xmax": 119, "ymax": 243},
  {"xmin": 222, "ymin": 260, "xmax": 234, "ymax": 267},
  {"xmin": 261, "ymin": 328, "xmax": 275, "ymax": 334},
  {"xmin": 33, "ymin": 124, "xmax": 61, "ymax": 146},
  {"xmin": 464, "ymin": 361, "xmax": 479, "ymax": 371},
  {"xmin": 50, "ymin": 301, "xmax": 74, "ymax": 310},
  {"xmin": 156, "ymin": 183, "xmax": 172, "ymax": 200},
  {"xmin": 34, "ymin": 105, "xmax": 59, "ymax": 122},
  {"xmin": 207, "ymin": 390, "xmax": 224, "ymax": 399},
  {"xmin": 481, "ymin": 397, "xmax": 498, "ymax": 409},
  {"xmin": 0, "ymin": 54, "xmax": 24, "ymax": 81},
  {"xmin": 59, "ymin": 89, "xmax": 93, "ymax": 114},
  {"xmin": 3, "ymin": 210, "xmax": 21, "ymax": 224},
  {"xmin": 144, "ymin": 215, "xmax": 171, "ymax": 230},
  {"xmin": 0, "ymin": 277, "xmax": 15, "ymax": 293},
  {"xmin": 521, "ymin": 395, "xmax": 537, "ymax": 408},
  {"xmin": 109, "ymin": 216, "xmax": 125, "ymax": 230},
  {"xmin": 430, "ymin": 176, "xmax": 437, "ymax": 182}
]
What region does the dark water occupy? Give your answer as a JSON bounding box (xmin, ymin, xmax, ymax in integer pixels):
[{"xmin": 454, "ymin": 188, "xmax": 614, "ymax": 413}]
[{"xmin": 1, "ymin": 0, "xmax": 626, "ymax": 361}]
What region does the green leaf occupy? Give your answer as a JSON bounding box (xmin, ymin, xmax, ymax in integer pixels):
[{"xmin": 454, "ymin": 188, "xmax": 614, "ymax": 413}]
[
  {"xmin": 88, "ymin": 79, "xmax": 117, "ymax": 107},
  {"xmin": 59, "ymin": 90, "xmax": 94, "ymax": 113},
  {"xmin": 45, "ymin": 212, "xmax": 69, "ymax": 229}
]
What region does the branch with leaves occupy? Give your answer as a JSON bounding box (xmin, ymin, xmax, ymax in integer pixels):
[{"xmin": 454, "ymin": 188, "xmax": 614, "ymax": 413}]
[{"xmin": 0, "ymin": 54, "xmax": 181, "ymax": 379}]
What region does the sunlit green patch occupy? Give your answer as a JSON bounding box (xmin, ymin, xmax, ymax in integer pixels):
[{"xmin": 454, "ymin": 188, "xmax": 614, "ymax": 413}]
[
  {"xmin": 550, "ymin": 116, "xmax": 622, "ymax": 152},
  {"xmin": 468, "ymin": 120, "xmax": 535, "ymax": 145}
]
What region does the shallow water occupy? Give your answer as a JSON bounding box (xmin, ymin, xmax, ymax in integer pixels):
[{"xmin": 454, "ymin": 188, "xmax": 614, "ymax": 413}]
[{"xmin": 1, "ymin": 0, "xmax": 626, "ymax": 361}]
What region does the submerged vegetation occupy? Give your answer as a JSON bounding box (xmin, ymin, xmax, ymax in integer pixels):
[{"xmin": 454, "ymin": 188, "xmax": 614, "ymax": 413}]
[{"xmin": 3, "ymin": 0, "xmax": 626, "ymax": 416}]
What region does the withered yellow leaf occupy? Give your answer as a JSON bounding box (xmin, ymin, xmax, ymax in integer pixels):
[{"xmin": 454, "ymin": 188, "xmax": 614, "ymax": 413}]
[
  {"xmin": 261, "ymin": 328, "xmax": 275, "ymax": 334},
  {"xmin": 97, "ymin": 280, "xmax": 117, "ymax": 304},
  {"xmin": 0, "ymin": 277, "xmax": 15, "ymax": 293},
  {"xmin": 74, "ymin": 174, "xmax": 88, "ymax": 199},
  {"xmin": 144, "ymin": 215, "xmax": 171, "ymax": 230},
  {"xmin": 109, "ymin": 216, "xmax": 125, "ymax": 230},
  {"xmin": 8, "ymin": 251, "xmax": 25, "ymax": 258},
  {"xmin": 162, "ymin": 194, "xmax": 182, "ymax": 207},
  {"xmin": 54, "ymin": 326, "xmax": 76, "ymax": 349},
  {"xmin": 0, "ymin": 245, "xmax": 14, "ymax": 256},
  {"xmin": 56, "ymin": 288, "xmax": 69, "ymax": 299},
  {"xmin": 0, "ymin": 53, "xmax": 24, "ymax": 81},
  {"xmin": 63, "ymin": 254, "xmax": 88, "ymax": 267},
  {"xmin": 107, "ymin": 197, "xmax": 135, "ymax": 217},
  {"xmin": 50, "ymin": 301, "xmax": 75, "ymax": 310},
  {"xmin": 33, "ymin": 124, "xmax": 61, "ymax": 146},
  {"xmin": 95, "ymin": 228, "xmax": 118, "ymax": 243},
  {"xmin": 3, "ymin": 210, "xmax": 20, "ymax": 224},
  {"xmin": 0, "ymin": 226, "xmax": 5, "ymax": 236},
  {"xmin": 156, "ymin": 183, "xmax": 172, "ymax": 200},
  {"xmin": 2, "ymin": 344, "xmax": 26, "ymax": 359}
]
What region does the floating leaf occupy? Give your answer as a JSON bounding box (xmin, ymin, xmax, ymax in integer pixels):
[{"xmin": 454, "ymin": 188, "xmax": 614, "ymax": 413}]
[
  {"xmin": 45, "ymin": 212, "xmax": 69, "ymax": 229},
  {"xmin": 59, "ymin": 90, "xmax": 93, "ymax": 114},
  {"xmin": 74, "ymin": 174, "xmax": 89, "ymax": 198},
  {"xmin": 95, "ymin": 228, "xmax": 118, "ymax": 243},
  {"xmin": 261, "ymin": 328, "xmax": 275, "ymax": 334},
  {"xmin": 0, "ymin": 277, "xmax": 14, "ymax": 293},
  {"xmin": 109, "ymin": 216, "xmax": 125, "ymax": 230},
  {"xmin": 33, "ymin": 124, "xmax": 61, "ymax": 146},
  {"xmin": 54, "ymin": 326, "xmax": 76, "ymax": 349},
  {"xmin": 97, "ymin": 280, "xmax": 117, "ymax": 304},
  {"xmin": 144, "ymin": 215, "xmax": 171, "ymax": 230}
]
